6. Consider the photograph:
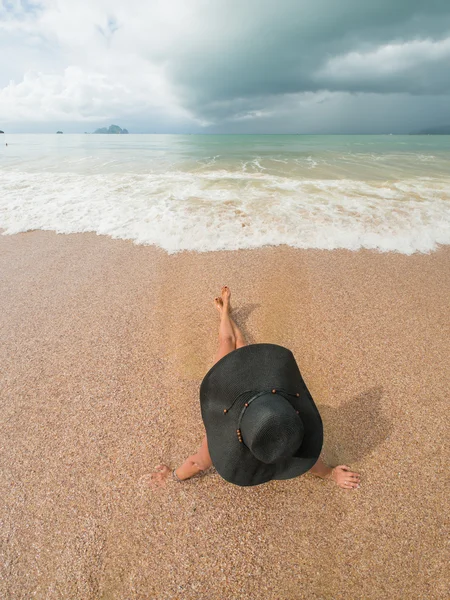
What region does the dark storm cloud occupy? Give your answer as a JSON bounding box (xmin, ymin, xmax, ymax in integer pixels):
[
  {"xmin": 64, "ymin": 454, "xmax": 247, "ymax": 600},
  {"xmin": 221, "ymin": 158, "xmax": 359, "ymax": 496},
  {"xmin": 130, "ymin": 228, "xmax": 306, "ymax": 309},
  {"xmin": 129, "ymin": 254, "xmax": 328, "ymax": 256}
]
[{"xmin": 162, "ymin": 0, "xmax": 450, "ymax": 123}]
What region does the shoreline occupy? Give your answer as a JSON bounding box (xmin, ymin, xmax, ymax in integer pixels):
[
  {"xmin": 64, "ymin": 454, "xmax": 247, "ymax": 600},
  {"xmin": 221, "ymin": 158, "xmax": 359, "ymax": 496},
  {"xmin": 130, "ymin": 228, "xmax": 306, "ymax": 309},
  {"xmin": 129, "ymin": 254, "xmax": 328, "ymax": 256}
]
[{"xmin": 1, "ymin": 230, "xmax": 449, "ymax": 599}]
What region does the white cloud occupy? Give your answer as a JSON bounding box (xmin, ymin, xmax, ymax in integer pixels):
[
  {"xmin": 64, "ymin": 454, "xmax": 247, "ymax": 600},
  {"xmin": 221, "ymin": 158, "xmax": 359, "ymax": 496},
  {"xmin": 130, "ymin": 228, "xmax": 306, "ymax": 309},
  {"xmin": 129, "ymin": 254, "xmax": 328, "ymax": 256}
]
[
  {"xmin": 0, "ymin": 60, "xmax": 193, "ymax": 123},
  {"xmin": 0, "ymin": 0, "xmax": 199, "ymax": 125},
  {"xmin": 317, "ymin": 36, "xmax": 450, "ymax": 87}
]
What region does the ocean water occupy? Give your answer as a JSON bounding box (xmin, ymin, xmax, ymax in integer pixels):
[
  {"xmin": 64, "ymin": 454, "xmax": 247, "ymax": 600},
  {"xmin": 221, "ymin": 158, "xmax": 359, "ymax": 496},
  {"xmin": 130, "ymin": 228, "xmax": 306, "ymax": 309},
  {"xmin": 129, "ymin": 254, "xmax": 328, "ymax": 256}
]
[{"xmin": 1, "ymin": 134, "xmax": 450, "ymax": 254}]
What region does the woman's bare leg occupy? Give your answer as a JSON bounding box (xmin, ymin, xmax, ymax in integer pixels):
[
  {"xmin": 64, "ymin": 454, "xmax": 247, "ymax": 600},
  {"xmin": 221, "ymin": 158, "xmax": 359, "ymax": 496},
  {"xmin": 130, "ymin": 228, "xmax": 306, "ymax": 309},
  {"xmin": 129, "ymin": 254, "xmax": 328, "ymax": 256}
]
[
  {"xmin": 213, "ymin": 286, "xmax": 236, "ymax": 364},
  {"xmin": 178, "ymin": 287, "xmax": 246, "ymax": 481},
  {"xmin": 214, "ymin": 286, "xmax": 247, "ymax": 356},
  {"xmin": 157, "ymin": 287, "xmax": 245, "ymax": 483}
]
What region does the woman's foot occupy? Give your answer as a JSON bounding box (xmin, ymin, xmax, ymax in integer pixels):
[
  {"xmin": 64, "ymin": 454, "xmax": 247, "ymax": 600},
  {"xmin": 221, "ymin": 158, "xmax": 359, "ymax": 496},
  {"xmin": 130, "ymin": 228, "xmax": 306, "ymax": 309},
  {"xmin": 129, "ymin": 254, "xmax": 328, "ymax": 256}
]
[
  {"xmin": 214, "ymin": 286, "xmax": 231, "ymax": 314},
  {"xmin": 214, "ymin": 296, "xmax": 224, "ymax": 314},
  {"xmin": 221, "ymin": 285, "xmax": 231, "ymax": 310}
]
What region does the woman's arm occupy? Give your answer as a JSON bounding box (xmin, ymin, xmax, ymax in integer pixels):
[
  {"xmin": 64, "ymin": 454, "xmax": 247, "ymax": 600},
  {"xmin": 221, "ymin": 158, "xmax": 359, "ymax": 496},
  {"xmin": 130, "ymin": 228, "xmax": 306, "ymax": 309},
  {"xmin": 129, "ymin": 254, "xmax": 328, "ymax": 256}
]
[
  {"xmin": 173, "ymin": 455, "xmax": 203, "ymax": 481},
  {"xmin": 144, "ymin": 435, "xmax": 212, "ymax": 487},
  {"xmin": 175, "ymin": 435, "xmax": 212, "ymax": 481},
  {"xmin": 308, "ymin": 457, "xmax": 360, "ymax": 489}
]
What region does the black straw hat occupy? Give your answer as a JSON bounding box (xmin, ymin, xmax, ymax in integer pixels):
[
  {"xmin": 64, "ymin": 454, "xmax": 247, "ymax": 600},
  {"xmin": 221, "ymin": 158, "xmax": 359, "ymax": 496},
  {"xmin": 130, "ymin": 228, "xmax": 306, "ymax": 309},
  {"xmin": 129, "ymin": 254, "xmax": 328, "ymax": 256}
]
[{"xmin": 200, "ymin": 343, "xmax": 323, "ymax": 486}]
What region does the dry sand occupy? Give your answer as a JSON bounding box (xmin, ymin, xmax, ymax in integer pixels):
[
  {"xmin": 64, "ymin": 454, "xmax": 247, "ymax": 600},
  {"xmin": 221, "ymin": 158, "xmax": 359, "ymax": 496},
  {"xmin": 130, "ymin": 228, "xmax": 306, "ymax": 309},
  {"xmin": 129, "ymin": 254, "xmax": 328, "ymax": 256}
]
[{"xmin": 0, "ymin": 230, "xmax": 449, "ymax": 600}]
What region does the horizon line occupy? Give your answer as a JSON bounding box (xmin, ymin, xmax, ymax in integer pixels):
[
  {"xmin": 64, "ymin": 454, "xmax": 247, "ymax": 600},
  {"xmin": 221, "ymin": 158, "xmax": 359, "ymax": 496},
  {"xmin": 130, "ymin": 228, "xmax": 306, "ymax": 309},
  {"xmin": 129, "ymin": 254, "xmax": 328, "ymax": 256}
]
[{"xmin": 1, "ymin": 132, "xmax": 443, "ymax": 135}]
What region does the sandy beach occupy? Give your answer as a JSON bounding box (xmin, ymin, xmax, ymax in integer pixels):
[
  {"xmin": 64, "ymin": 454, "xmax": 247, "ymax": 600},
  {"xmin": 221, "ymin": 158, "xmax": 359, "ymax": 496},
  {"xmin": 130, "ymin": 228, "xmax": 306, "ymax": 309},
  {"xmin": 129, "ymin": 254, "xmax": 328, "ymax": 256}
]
[{"xmin": 1, "ymin": 230, "xmax": 449, "ymax": 600}]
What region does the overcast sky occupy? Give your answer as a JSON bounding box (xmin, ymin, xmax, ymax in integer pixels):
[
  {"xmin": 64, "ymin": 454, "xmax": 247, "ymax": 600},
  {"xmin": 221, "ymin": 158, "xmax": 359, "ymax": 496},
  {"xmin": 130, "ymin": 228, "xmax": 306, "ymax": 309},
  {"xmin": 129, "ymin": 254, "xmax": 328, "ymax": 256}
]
[{"xmin": 1, "ymin": 0, "xmax": 450, "ymax": 133}]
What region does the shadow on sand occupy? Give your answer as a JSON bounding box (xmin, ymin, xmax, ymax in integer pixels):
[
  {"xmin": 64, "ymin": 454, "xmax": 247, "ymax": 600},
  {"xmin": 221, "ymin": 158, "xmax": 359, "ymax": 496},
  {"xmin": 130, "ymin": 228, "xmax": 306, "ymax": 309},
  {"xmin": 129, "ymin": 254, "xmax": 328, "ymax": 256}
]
[
  {"xmin": 232, "ymin": 303, "xmax": 260, "ymax": 345},
  {"xmin": 319, "ymin": 386, "xmax": 392, "ymax": 466}
]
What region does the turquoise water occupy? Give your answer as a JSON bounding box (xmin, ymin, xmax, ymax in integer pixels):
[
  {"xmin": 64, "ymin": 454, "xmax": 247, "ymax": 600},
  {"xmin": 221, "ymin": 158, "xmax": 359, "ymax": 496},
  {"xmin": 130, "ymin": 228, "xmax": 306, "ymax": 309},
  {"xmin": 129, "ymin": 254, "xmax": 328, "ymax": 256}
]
[{"xmin": 1, "ymin": 134, "xmax": 450, "ymax": 253}]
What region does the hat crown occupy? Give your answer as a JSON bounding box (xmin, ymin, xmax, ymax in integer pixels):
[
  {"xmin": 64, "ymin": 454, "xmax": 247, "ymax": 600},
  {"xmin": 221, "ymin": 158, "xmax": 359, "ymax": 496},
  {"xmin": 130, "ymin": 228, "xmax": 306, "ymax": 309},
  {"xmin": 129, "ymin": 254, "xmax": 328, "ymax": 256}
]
[{"xmin": 241, "ymin": 393, "xmax": 304, "ymax": 464}]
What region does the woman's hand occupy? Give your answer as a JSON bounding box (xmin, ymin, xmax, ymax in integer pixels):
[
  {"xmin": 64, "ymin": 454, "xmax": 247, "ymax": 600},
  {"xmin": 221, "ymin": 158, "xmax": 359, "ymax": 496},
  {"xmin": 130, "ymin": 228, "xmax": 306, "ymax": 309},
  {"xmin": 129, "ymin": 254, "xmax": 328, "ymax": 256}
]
[{"xmin": 140, "ymin": 464, "xmax": 171, "ymax": 488}]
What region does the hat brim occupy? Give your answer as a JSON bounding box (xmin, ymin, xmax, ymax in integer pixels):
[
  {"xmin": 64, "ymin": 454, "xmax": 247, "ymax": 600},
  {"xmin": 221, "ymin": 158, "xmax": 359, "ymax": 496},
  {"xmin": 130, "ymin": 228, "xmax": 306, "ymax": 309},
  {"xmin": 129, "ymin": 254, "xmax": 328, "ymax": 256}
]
[{"xmin": 200, "ymin": 344, "xmax": 323, "ymax": 486}]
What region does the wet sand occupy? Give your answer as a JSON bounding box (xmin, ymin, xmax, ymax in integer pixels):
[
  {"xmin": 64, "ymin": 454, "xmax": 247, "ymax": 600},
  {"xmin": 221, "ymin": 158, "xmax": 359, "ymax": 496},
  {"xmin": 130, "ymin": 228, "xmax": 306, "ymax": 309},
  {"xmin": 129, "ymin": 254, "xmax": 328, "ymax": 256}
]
[{"xmin": 0, "ymin": 230, "xmax": 449, "ymax": 600}]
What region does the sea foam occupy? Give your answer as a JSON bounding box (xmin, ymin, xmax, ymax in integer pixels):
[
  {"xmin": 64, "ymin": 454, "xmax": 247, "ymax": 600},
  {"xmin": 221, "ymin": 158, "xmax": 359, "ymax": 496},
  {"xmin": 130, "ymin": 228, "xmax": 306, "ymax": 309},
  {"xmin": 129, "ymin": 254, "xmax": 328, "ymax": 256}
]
[{"xmin": 1, "ymin": 169, "xmax": 449, "ymax": 254}]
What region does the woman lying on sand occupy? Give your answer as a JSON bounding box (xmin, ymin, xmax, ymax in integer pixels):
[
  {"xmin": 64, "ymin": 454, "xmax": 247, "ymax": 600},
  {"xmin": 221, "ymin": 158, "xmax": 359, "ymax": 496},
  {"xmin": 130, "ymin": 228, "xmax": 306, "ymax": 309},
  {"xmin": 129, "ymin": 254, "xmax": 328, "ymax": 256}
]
[{"xmin": 148, "ymin": 286, "xmax": 360, "ymax": 490}]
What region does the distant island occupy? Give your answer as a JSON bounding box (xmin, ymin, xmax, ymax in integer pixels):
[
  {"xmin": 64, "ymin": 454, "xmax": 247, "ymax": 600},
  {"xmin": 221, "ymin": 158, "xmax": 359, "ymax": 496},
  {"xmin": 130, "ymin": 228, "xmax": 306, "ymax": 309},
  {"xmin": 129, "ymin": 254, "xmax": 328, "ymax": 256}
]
[
  {"xmin": 0, "ymin": 130, "xmax": 4, "ymax": 134},
  {"xmin": 411, "ymin": 124, "xmax": 450, "ymax": 135},
  {"xmin": 56, "ymin": 131, "xmax": 63, "ymax": 134},
  {"xmin": 93, "ymin": 124, "xmax": 129, "ymax": 134}
]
